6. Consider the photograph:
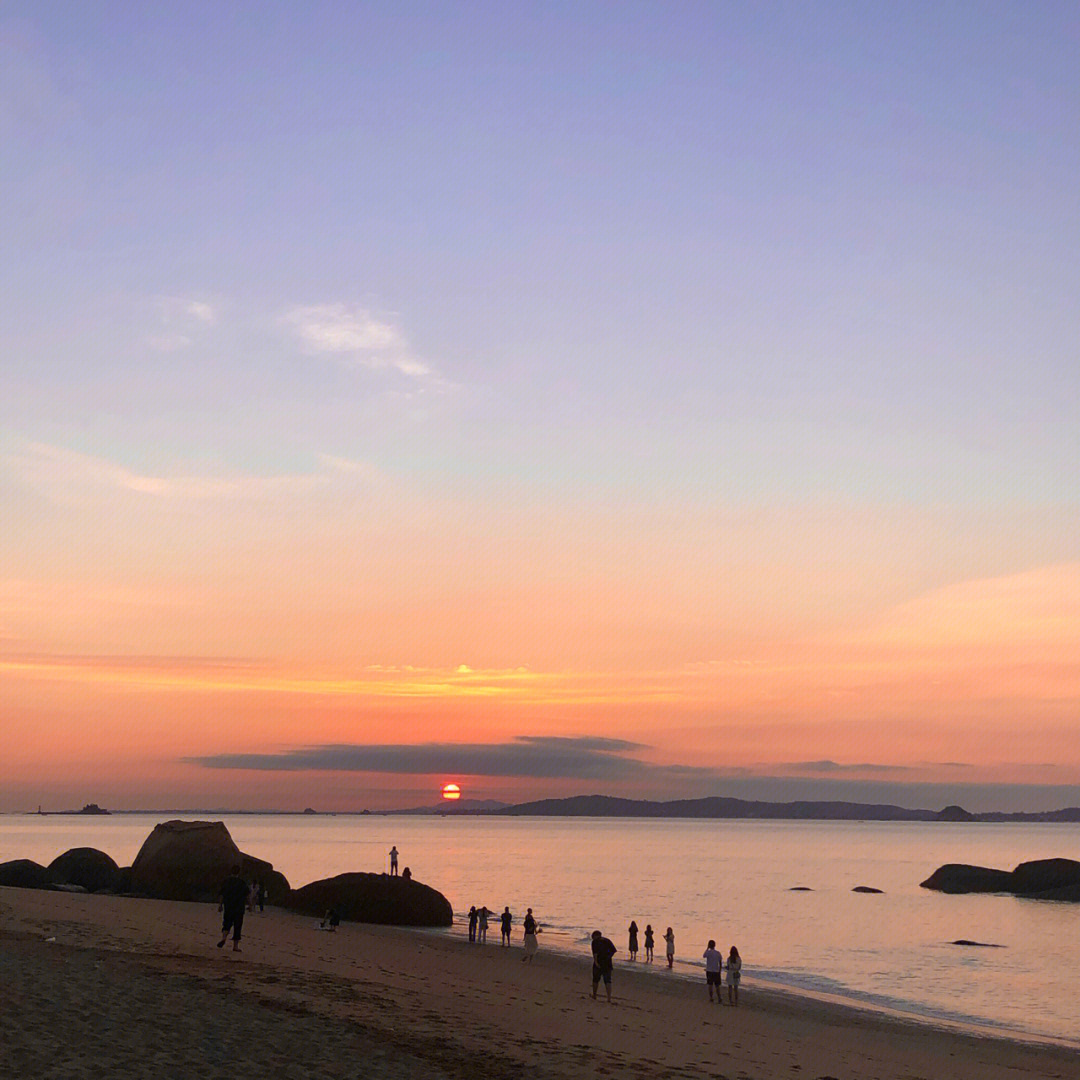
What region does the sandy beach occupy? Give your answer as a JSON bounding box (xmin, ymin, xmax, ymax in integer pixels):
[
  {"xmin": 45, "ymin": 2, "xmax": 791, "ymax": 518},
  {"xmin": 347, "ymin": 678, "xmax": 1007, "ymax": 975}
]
[{"xmin": 2, "ymin": 887, "xmax": 1074, "ymax": 1080}]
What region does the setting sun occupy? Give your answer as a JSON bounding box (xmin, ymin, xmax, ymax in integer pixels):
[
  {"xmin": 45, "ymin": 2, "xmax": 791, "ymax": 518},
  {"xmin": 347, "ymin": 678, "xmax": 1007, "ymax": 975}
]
[{"xmin": 441, "ymin": 783, "xmax": 461, "ymax": 801}]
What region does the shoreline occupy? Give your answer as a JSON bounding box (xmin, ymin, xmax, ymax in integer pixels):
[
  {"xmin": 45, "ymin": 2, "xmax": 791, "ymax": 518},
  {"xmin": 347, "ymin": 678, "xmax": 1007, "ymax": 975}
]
[
  {"xmin": 4, "ymin": 887, "xmax": 1076, "ymax": 1079},
  {"xmin": 440, "ymin": 914, "xmax": 1078, "ymax": 1052}
]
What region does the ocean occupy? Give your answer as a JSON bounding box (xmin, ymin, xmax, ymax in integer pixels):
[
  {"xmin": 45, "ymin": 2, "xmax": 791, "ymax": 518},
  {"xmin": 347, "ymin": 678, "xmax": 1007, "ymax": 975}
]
[{"xmin": 3, "ymin": 813, "xmax": 1078, "ymax": 1047}]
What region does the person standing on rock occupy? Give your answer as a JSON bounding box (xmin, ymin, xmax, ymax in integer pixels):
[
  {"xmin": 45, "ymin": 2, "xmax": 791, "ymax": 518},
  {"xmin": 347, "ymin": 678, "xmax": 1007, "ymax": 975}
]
[
  {"xmin": 389, "ymin": 846, "xmax": 399, "ymax": 875},
  {"xmin": 217, "ymin": 865, "xmax": 249, "ymax": 951}
]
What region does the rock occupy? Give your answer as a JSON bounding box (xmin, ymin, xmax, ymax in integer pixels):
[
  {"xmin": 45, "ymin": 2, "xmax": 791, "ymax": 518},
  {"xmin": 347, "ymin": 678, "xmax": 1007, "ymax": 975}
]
[
  {"xmin": 1009, "ymin": 858, "xmax": 1080, "ymax": 896},
  {"xmin": 950, "ymin": 940, "xmax": 1004, "ymax": 947},
  {"xmin": 1023, "ymin": 883, "xmax": 1080, "ymax": 902},
  {"xmin": 51, "ymin": 882, "xmax": 88, "ymax": 893},
  {"xmin": 48, "ymin": 848, "xmax": 121, "ymax": 893},
  {"xmin": 0, "ymin": 859, "xmax": 55, "ymax": 890},
  {"xmin": 286, "ymin": 872, "xmax": 453, "ymax": 927},
  {"xmin": 130, "ymin": 820, "xmax": 244, "ymax": 902},
  {"xmin": 114, "ymin": 866, "xmax": 133, "ymax": 894},
  {"xmin": 920, "ymin": 864, "xmax": 1015, "ymax": 894},
  {"xmin": 789, "ymin": 886, "xmax": 813, "ymax": 891},
  {"xmin": 852, "ymin": 886, "xmax": 883, "ymax": 893},
  {"xmin": 239, "ymin": 852, "xmax": 290, "ymax": 905}
]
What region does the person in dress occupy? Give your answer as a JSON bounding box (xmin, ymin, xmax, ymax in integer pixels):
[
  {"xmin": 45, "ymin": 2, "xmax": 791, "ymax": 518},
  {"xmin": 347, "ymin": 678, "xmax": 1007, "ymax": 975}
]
[
  {"xmin": 522, "ymin": 908, "xmax": 539, "ymax": 963},
  {"xmin": 726, "ymin": 945, "xmax": 742, "ymax": 1006},
  {"xmin": 590, "ymin": 930, "xmax": 617, "ymax": 1002},
  {"xmin": 477, "ymin": 906, "xmax": 489, "ymax": 944},
  {"xmin": 703, "ymin": 939, "xmax": 723, "ymax": 1002},
  {"xmin": 664, "ymin": 927, "xmax": 675, "ymax": 968},
  {"xmin": 643, "ymin": 924, "xmax": 655, "ymax": 962},
  {"xmin": 628, "ymin": 920, "xmax": 639, "ymax": 960}
]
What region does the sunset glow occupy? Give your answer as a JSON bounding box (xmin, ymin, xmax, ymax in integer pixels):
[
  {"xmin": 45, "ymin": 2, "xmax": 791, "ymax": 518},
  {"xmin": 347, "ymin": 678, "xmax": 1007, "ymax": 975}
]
[{"xmin": 1, "ymin": 5, "xmax": 1077, "ymax": 815}]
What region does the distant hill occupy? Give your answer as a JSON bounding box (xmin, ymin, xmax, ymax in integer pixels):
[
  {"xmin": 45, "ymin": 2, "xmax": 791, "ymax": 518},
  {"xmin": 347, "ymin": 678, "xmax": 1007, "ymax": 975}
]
[{"xmin": 474, "ymin": 794, "xmax": 1080, "ymax": 822}]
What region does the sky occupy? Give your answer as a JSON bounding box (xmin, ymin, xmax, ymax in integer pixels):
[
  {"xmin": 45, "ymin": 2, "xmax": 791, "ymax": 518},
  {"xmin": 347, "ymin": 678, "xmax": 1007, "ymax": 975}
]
[{"xmin": 2, "ymin": 2, "xmax": 1078, "ymax": 813}]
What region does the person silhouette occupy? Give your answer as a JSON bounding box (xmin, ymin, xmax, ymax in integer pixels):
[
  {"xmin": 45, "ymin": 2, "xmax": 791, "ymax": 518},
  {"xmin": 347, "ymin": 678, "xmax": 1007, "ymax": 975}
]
[
  {"xmin": 664, "ymin": 927, "xmax": 675, "ymax": 968},
  {"xmin": 477, "ymin": 906, "xmax": 489, "ymax": 944},
  {"xmin": 643, "ymin": 924, "xmax": 654, "ymax": 962},
  {"xmin": 628, "ymin": 920, "xmax": 639, "ymax": 960},
  {"xmin": 522, "ymin": 908, "xmax": 538, "ymax": 962},
  {"xmin": 726, "ymin": 945, "xmax": 742, "ymax": 1005},
  {"xmin": 590, "ymin": 930, "xmax": 617, "ymax": 1002},
  {"xmin": 703, "ymin": 939, "xmax": 723, "ymax": 1002},
  {"xmin": 500, "ymin": 906, "xmax": 512, "ymax": 946},
  {"xmin": 388, "ymin": 846, "xmax": 399, "ymax": 875},
  {"xmin": 468, "ymin": 905, "xmax": 478, "ymax": 943}
]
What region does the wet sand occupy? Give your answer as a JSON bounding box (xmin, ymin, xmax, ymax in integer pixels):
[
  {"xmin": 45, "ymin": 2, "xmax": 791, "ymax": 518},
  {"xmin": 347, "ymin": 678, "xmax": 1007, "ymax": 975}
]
[{"xmin": 2, "ymin": 887, "xmax": 1074, "ymax": 1079}]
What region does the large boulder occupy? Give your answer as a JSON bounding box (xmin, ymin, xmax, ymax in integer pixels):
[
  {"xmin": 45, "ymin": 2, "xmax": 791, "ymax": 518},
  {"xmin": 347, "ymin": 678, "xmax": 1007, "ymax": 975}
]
[
  {"xmin": 239, "ymin": 851, "xmax": 290, "ymax": 905},
  {"xmin": 286, "ymin": 872, "xmax": 453, "ymax": 927},
  {"xmin": 920, "ymin": 864, "xmax": 1015, "ymax": 894},
  {"xmin": 1009, "ymin": 859, "xmax": 1080, "ymax": 896},
  {"xmin": 130, "ymin": 820, "xmax": 243, "ymax": 902},
  {"xmin": 48, "ymin": 848, "xmax": 121, "ymax": 893},
  {"xmin": 0, "ymin": 859, "xmax": 54, "ymax": 890}
]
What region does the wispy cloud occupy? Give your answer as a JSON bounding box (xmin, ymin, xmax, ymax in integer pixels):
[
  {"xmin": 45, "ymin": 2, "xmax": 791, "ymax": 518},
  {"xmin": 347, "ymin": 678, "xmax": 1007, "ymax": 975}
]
[
  {"xmin": 283, "ymin": 304, "xmax": 431, "ymax": 377},
  {"xmin": 3, "ymin": 439, "xmax": 382, "ymax": 503},
  {"xmin": 186, "ymin": 735, "xmax": 719, "ymax": 782},
  {"xmin": 144, "ymin": 296, "xmax": 216, "ymax": 349}
]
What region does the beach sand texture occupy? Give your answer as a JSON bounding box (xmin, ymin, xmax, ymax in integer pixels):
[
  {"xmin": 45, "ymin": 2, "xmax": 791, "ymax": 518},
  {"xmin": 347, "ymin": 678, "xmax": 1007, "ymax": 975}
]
[{"xmin": 2, "ymin": 888, "xmax": 1074, "ymax": 1080}]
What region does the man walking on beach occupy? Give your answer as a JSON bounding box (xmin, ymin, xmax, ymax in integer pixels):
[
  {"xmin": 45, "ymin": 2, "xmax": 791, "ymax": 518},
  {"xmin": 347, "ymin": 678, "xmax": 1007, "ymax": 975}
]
[
  {"xmin": 217, "ymin": 865, "xmax": 249, "ymax": 952},
  {"xmin": 591, "ymin": 930, "xmax": 617, "ymax": 1002}
]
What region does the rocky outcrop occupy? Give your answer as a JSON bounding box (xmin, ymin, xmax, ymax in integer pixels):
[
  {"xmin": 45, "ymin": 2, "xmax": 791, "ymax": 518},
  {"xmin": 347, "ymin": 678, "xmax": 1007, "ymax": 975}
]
[
  {"xmin": 0, "ymin": 859, "xmax": 55, "ymax": 889},
  {"xmin": 286, "ymin": 872, "xmax": 453, "ymax": 927},
  {"xmin": 1010, "ymin": 859, "xmax": 1080, "ymax": 896},
  {"xmin": 920, "ymin": 864, "xmax": 1014, "ymax": 894},
  {"xmin": 921, "ymin": 858, "xmax": 1080, "ymax": 900},
  {"xmin": 936, "ymin": 805, "xmax": 974, "ymax": 821},
  {"xmin": 852, "ymin": 886, "xmax": 883, "ymax": 893},
  {"xmin": 130, "ymin": 820, "xmax": 242, "ymax": 901},
  {"xmin": 127, "ymin": 820, "xmax": 291, "ymax": 903},
  {"xmin": 48, "ymin": 848, "xmax": 121, "ymax": 893}
]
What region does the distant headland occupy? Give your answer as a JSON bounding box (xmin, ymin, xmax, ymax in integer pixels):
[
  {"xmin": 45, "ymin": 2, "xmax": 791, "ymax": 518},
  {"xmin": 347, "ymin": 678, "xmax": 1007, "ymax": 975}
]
[{"xmin": 35, "ymin": 803, "xmax": 111, "ymax": 816}]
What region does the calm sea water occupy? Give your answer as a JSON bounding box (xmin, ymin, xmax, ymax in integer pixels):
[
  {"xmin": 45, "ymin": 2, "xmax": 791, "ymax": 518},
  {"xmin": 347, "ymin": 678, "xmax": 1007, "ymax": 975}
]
[{"xmin": 3, "ymin": 814, "xmax": 1078, "ymax": 1046}]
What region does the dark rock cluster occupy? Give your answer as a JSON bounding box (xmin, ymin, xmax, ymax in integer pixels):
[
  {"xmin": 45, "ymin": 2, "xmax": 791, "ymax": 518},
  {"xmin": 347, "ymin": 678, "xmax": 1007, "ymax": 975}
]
[{"xmin": 921, "ymin": 858, "xmax": 1080, "ymax": 900}]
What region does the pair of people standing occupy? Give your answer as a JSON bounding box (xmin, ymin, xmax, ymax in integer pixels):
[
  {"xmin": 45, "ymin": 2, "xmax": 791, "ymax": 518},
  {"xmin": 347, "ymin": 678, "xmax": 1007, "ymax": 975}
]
[
  {"xmin": 467, "ymin": 905, "xmax": 489, "ymax": 943},
  {"xmin": 702, "ymin": 942, "xmax": 742, "ymax": 1005}
]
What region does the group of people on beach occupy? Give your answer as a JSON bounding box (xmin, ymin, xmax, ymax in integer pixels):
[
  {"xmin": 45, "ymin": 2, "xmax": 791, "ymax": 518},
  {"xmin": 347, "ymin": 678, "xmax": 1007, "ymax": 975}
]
[
  {"xmin": 625, "ymin": 920, "xmax": 675, "ymax": 966},
  {"xmin": 464, "ymin": 905, "xmax": 539, "ymax": 961}
]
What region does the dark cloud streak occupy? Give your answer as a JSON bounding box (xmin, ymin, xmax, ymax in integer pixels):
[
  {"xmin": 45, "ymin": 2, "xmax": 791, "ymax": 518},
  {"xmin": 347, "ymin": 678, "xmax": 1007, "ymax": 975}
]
[{"xmin": 185, "ymin": 735, "xmax": 713, "ymax": 782}]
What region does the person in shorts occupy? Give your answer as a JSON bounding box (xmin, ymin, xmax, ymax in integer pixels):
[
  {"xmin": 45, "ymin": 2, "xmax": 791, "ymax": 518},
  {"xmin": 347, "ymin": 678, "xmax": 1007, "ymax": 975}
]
[
  {"xmin": 703, "ymin": 939, "xmax": 723, "ymax": 1002},
  {"xmin": 591, "ymin": 930, "xmax": 617, "ymax": 1002}
]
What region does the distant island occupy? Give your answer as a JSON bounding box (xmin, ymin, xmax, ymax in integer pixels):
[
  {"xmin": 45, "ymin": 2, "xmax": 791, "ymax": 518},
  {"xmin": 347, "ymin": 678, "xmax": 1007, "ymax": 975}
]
[
  {"xmin": 34, "ymin": 803, "xmax": 111, "ymax": 816},
  {"xmin": 471, "ymin": 794, "xmax": 1080, "ymax": 822}
]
